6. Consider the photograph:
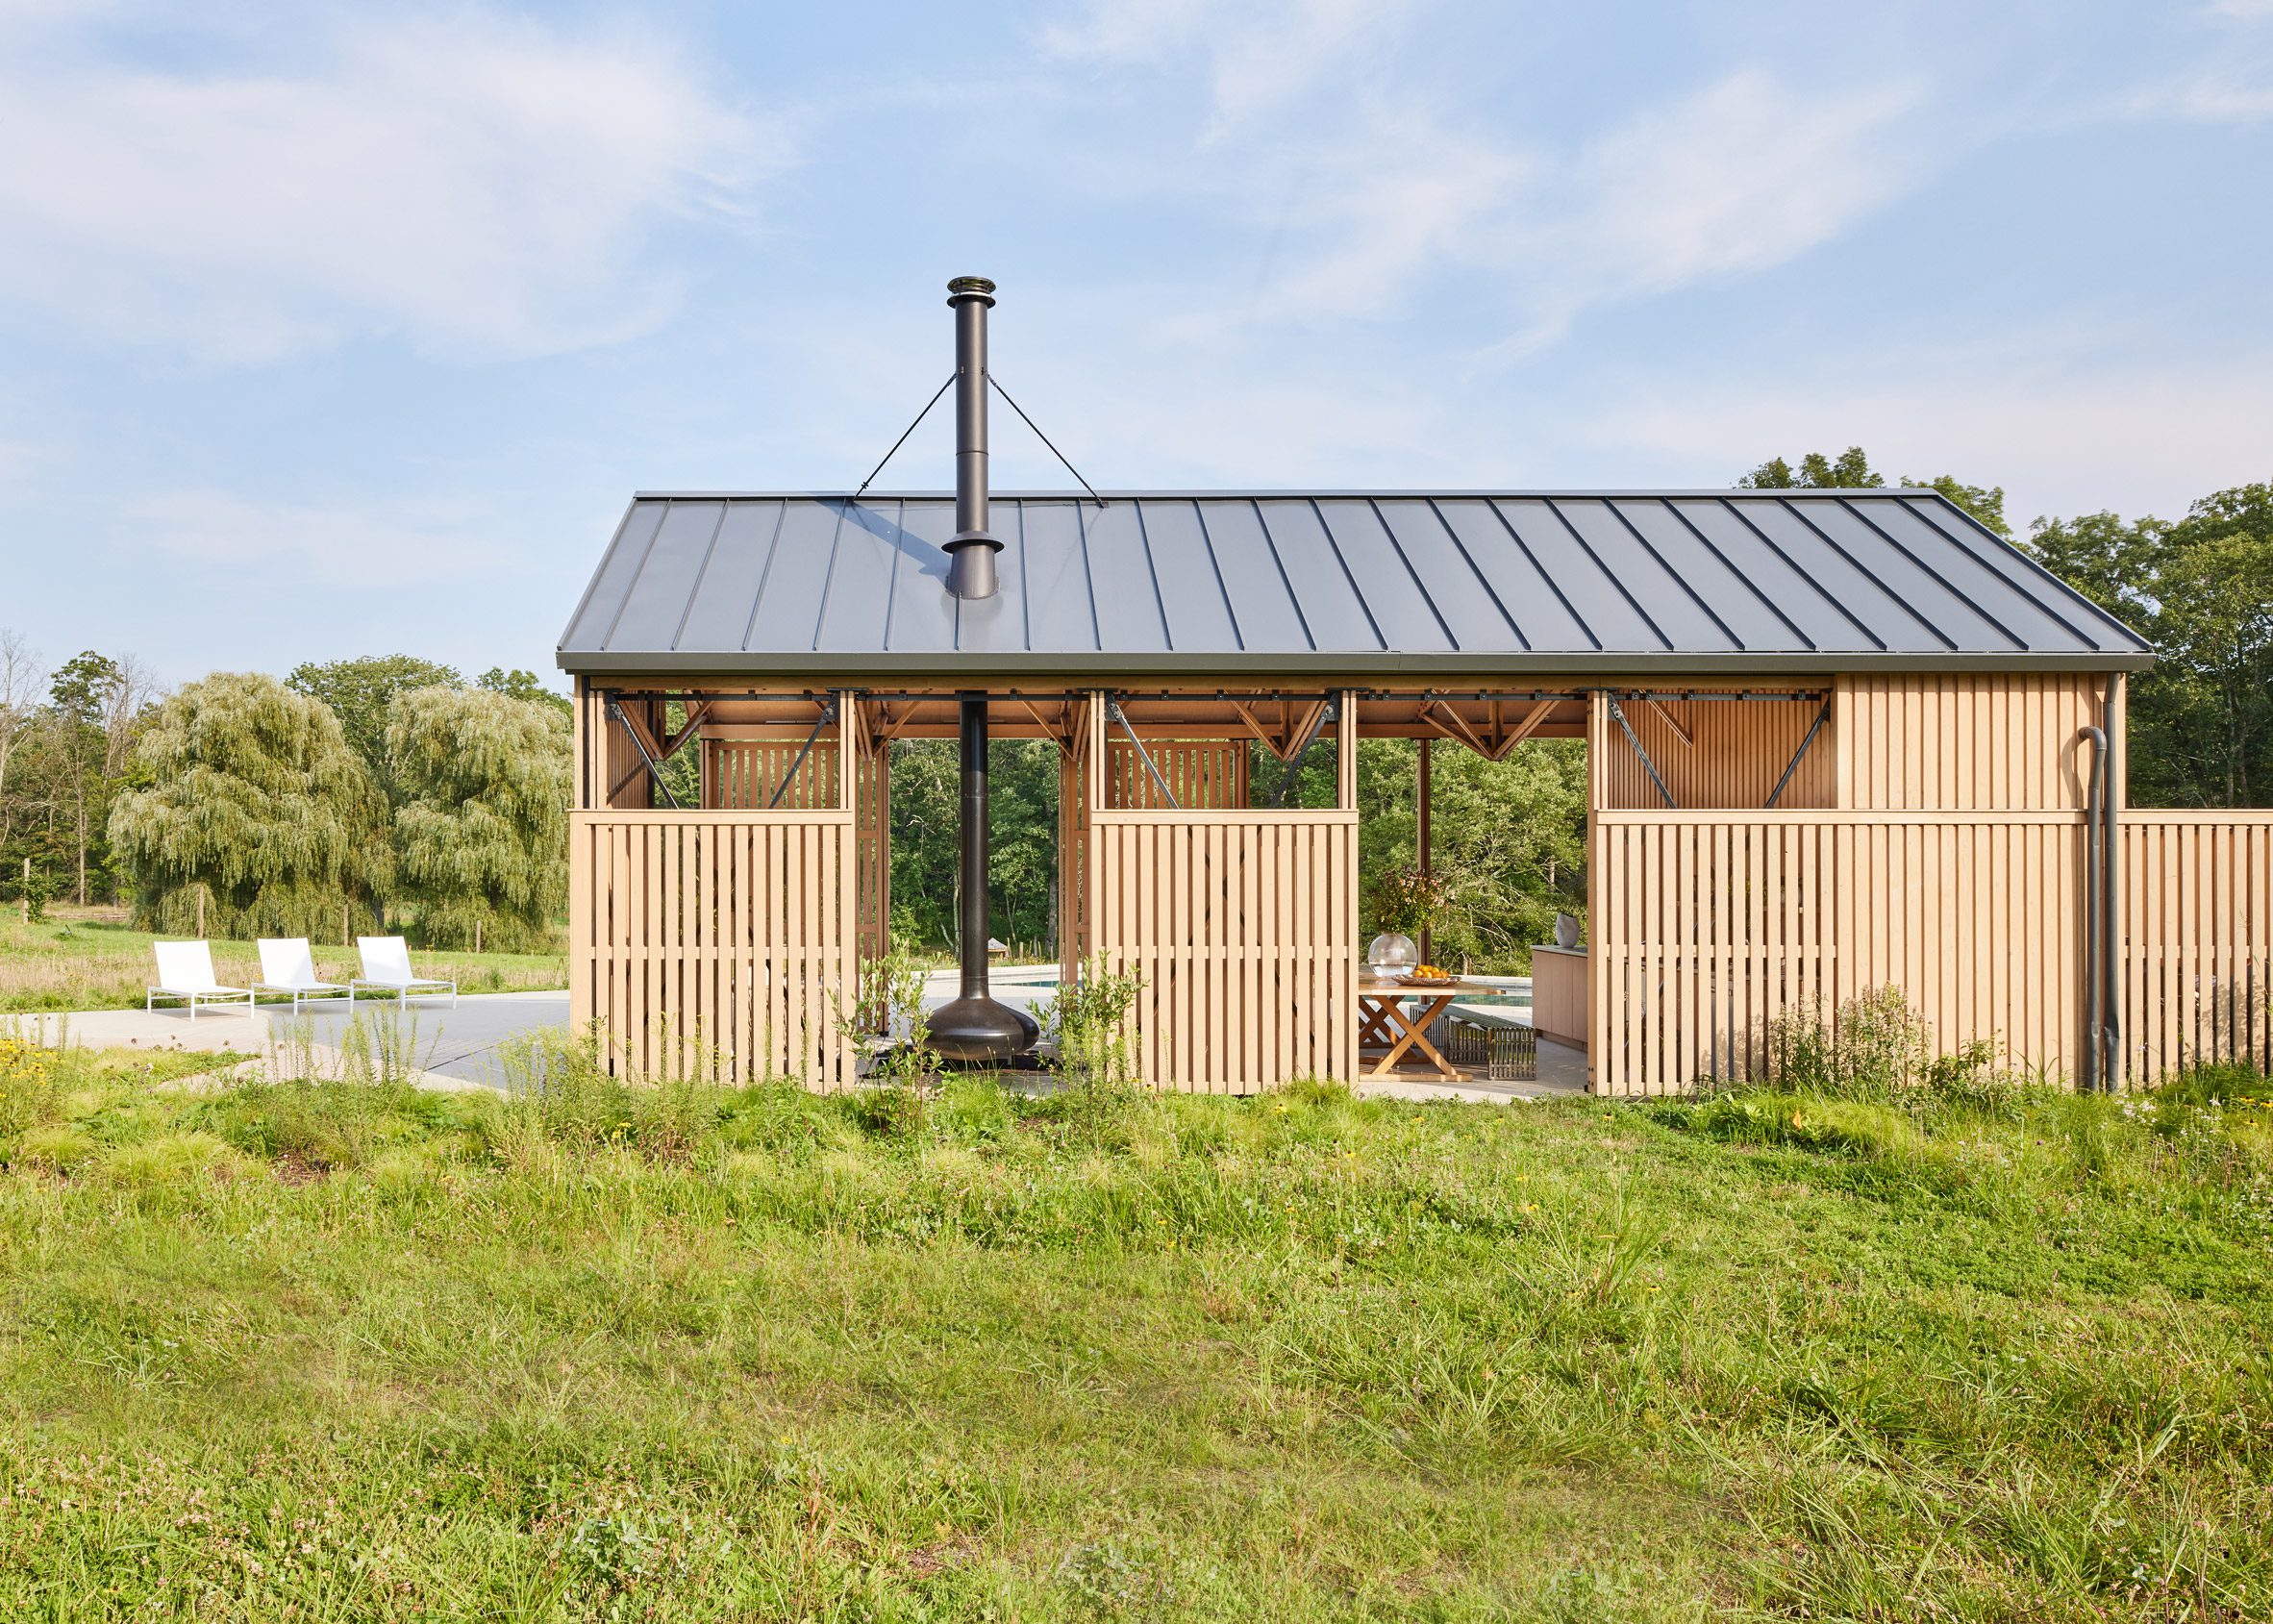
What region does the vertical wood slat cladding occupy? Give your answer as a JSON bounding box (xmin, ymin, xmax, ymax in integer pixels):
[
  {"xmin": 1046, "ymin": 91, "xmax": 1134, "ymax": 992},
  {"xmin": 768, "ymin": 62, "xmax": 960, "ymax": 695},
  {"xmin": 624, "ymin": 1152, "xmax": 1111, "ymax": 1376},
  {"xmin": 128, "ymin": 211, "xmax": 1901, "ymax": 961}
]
[
  {"xmin": 1081, "ymin": 695, "xmax": 1357, "ymax": 1093},
  {"xmin": 702, "ymin": 740, "xmax": 842, "ymax": 810},
  {"xmin": 2121, "ymin": 813, "xmax": 2273, "ymax": 1082},
  {"xmin": 569, "ymin": 810, "xmax": 858, "ymax": 1087},
  {"xmin": 1091, "ymin": 810, "xmax": 1359, "ymax": 1092},
  {"xmin": 1591, "ymin": 811, "xmax": 2089, "ymax": 1095},
  {"xmin": 1105, "ymin": 740, "xmax": 1252, "ymax": 809},
  {"xmin": 1835, "ymin": 675, "xmax": 2101, "ymax": 810},
  {"xmin": 1597, "ymin": 694, "xmax": 1833, "ymax": 810}
]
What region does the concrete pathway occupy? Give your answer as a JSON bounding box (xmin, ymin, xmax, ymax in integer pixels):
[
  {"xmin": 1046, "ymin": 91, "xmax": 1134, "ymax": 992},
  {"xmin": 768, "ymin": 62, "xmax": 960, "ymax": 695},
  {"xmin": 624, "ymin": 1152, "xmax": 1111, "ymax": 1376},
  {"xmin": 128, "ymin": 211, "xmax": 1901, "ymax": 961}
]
[{"xmin": 6, "ymin": 991, "xmax": 569, "ymax": 1092}]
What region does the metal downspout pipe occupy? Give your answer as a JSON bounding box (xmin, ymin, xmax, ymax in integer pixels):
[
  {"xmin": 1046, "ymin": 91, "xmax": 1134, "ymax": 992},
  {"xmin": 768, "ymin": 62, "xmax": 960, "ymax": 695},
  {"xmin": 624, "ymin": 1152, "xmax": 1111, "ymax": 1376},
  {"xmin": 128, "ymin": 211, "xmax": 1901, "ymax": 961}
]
[{"xmin": 2080, "ymin": 725, "xmax": 2119, "ymax": 1090}]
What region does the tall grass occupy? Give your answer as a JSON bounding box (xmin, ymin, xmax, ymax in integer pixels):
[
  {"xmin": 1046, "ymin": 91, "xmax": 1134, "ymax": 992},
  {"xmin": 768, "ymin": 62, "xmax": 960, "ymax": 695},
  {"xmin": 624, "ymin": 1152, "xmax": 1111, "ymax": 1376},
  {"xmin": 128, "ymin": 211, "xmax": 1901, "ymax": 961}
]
[{"xmin": 0, "ymin": 1028, "xmax": 2266, "ymax": 1619}]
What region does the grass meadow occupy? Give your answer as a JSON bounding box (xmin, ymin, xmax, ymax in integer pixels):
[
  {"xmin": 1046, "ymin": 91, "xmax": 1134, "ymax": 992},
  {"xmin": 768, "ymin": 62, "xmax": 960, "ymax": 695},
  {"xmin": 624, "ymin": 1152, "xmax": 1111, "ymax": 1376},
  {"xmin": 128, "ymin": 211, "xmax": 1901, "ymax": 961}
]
[
  {"xmin": 0, "ymin": 915, "xmax": 566, "ymax": 1012},
  {"xmin": 0, "ymin": 1026, "xmax": 2268, "ymax": 1620}
]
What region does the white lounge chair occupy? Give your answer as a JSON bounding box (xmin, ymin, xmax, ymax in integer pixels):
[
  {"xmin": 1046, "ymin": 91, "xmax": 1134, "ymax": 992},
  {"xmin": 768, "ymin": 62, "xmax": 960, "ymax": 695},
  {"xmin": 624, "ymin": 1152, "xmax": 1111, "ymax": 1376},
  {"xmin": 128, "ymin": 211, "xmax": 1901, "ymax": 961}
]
[
  {"xmin": 253, "ymin": 937, "xmax": 349, "ymax": 1012},
  {"xmin": 147, "ymin": 940, "xmax": 255, "ymax": 1022},
  {"xmin": 349, "ymin": 936, "xmax": 456, "ymax": 1009}
]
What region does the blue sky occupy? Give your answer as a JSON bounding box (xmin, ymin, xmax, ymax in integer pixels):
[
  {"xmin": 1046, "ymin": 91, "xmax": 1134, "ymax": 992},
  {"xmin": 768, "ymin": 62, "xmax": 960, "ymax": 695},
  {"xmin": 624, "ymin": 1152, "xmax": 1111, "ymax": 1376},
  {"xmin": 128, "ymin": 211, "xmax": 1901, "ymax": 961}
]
[{"xmin": 2, "ymin": 0, "xmax": 2269, "ymax": 688}]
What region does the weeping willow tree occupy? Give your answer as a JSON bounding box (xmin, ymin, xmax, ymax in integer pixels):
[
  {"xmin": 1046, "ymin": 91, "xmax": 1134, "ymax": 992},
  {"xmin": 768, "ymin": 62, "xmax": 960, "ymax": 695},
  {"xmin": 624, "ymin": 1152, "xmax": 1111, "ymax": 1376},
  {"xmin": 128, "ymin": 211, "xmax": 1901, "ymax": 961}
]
[
  {"xmin": 387, "ymin": 687, "xmax": 569, "ymax": 951},
  {"xmin": 109, "ymin": 672, "xmax": 389, "ymax": 937}
]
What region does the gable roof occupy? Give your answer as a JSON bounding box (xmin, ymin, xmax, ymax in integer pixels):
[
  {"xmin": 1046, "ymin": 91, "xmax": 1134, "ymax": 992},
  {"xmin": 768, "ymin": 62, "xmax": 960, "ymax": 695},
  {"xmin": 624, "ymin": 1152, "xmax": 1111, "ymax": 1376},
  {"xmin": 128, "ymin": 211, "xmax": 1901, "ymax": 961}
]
[{"xmin": 557, "ymin": 489, "xmax": 2152, "ymax": 678}]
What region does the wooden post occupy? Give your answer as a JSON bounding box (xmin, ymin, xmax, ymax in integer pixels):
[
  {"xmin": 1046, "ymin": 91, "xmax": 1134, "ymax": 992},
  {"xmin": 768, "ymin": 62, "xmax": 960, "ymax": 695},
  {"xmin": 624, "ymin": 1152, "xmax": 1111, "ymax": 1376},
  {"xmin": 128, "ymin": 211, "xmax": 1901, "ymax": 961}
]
[
  {"xmin": 1327, "ymin": 687, "xmax": 1345, "ymax": 805},
  {"xmin": 1416, "ymin": 736, "xmax": 1432, "ymax": 966},
  {"xmin": 196, "ymin": 884, "xmax": 206, "ymax": 939}
]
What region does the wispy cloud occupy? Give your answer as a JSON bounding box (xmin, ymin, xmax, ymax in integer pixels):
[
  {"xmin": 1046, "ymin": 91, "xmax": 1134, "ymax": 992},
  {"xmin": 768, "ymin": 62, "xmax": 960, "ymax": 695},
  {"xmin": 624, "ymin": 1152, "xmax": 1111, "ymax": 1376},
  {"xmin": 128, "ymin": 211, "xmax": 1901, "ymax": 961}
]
[
  {"xmin": 2127, "ymin": 61, "xmax": 2273, "ymax": 123},
  {"xmin": 0, "ymin": 8, "xmax": 786, "ymax": 362},
  {"xmin": 1077, "ymin": 56, "xmax": 1933, "ymax": 354},
  {"xmin": 1478, "ymin": 70, "xmax": 1927, "ymax": 353},
  {"xmin": 125, "ymin": 490, "xmax": 517, "ymax": 585},
  {"xmin": 1039, "ymin": 0, "xmax": 1420, "ymax": 132}
]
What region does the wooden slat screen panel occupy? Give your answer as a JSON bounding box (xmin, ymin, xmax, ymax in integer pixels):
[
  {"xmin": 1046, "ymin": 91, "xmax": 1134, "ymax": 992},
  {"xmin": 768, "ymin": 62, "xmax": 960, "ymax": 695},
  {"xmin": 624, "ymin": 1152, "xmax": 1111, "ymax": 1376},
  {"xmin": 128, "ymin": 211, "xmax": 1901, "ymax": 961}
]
[
  {"xmin": 1591, "ymin": 810, "xmax": 2088, "ymax": 1095},
  {"xmin": 568, "ymin": 809, "xmax": 858, "ymax": 1088},
  {"xmin": 1597, "ymin": 694, "xmax": 1833, "ymax": 810},
  {"xmin": 2121, "ymin": 813, "xmax": 2273, "ymax": 1083},
  {"xmin": 703, "ymin": 740, "xmax": 841, "ymax": 810},
  {"xmin": 1091, "ymin": 809, "xmax": 1358, "ymax": 1092},
  {"xmin": 1835, "ymin": 674, "xmax": 2101, "ymax": 810},
  {"xmin": 1105, "ymin": 740, "xmax": 1251, "ymax": 809}
]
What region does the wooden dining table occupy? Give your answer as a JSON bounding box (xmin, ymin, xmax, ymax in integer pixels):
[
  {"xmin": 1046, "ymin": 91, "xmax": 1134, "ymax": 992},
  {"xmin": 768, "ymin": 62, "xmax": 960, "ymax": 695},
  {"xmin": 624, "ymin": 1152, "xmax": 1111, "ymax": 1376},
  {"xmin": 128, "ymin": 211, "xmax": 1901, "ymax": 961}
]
[{"xmin": 1357, "ymin": 977, "xmax": 1498, "ymax": 1080}]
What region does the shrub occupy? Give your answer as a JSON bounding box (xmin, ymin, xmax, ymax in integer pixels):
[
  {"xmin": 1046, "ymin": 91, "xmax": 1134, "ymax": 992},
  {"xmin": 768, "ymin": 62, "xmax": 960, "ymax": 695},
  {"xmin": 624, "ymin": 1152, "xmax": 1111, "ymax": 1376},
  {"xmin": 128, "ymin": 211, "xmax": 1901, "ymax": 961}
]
[
  {"xmin": 1043, "ymin": 958, "xmax": 1147, "ymax": 1137},
  {"xmin": 838, "ymin": 935, "xmax": 936, "ymax": 1093},
  {"xmin": 1049, "ymin": 957, "xmax": 1143, "ymax": 1089},
  {"xmin": 1764, "ymin": 986, "xmax": 1998, "ymax": 1103}
]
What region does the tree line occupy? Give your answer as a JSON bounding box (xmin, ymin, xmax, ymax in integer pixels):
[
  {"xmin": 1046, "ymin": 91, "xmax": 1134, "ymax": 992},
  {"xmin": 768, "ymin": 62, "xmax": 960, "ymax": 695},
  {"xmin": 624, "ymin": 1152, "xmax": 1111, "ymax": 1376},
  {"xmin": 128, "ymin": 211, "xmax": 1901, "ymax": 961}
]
[
  {"xmin": 0, "ymin": 647, "xmax": 571, "ymax": 950},
  {"xmin": 4, "ymin": 460, "xmax": 2263, "ymax": 963}
]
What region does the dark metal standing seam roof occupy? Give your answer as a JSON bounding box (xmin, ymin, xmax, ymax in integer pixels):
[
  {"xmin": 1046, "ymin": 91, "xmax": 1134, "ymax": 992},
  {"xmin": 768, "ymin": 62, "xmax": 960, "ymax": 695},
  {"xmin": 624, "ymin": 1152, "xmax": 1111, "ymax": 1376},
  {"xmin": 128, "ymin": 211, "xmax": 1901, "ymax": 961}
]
[{"xmin": 557, "ymin": 490, "xmax": 2153, "ymax": 678}]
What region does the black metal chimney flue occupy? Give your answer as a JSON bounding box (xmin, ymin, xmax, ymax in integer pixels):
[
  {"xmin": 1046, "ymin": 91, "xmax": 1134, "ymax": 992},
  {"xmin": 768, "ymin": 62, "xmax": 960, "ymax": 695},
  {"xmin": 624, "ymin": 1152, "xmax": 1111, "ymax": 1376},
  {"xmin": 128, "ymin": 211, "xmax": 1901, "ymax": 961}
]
[
  {"xmin": 943, "ymin": 276, "xmax": 1001, "ymax": 601},
  {"xmin": 926, "ymin": 692, "xmax": 1039, "ymax": 1063}
]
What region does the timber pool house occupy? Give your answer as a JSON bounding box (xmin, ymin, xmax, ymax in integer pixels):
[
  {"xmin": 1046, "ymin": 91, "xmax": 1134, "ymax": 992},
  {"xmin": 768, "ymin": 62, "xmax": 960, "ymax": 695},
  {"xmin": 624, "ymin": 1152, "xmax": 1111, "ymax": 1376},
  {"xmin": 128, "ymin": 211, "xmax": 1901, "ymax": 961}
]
[{"xmin": 558, "ymin": 280, "xmax": 2273, "ymax": 1095}]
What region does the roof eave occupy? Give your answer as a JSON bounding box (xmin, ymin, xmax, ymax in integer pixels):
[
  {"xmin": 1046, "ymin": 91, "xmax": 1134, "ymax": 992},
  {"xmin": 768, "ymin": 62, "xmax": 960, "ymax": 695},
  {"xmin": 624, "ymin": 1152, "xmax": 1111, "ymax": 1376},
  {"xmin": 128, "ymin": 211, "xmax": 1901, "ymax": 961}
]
[{"xmin": 558, "ymin": 648, "xmax": 2156, "ymax": 680}]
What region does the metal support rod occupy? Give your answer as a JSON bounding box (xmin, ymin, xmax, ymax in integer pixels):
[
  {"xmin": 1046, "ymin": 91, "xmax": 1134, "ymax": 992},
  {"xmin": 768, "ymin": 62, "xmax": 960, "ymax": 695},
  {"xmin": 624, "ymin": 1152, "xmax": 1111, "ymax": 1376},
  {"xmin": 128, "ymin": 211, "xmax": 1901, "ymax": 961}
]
[
  {"xmin": 1270, "ymin": 696, "xmax": 1339, "ymax": 807},
  {"xmin": 988, "ymin": 373, "xmax": 1107, "ymax": 508},
  {"xmin": 605, "ymin": 697, "xmax": 680, "ymax": 810},
  {"xmin": 1607, "ymin": 697, "xmax": 1676, "ymax": 810},
  {"xmin": 852, "ymin": 374, "xmax": 956, "ymax": 501},
  {"xmin": 765, "ymin": 693, "xmax": 840, "ymax": 810},
  {"xmin": 1765, "ymin": 697, "xmax": 1835, "ymax": 809},
  {"xmin": 1107, "ymin": 700, "xmax": 1179, "ymax": 809},
  {"xmin": 608, "ymin": 701, "xmax": 712, "ymax": 803}
]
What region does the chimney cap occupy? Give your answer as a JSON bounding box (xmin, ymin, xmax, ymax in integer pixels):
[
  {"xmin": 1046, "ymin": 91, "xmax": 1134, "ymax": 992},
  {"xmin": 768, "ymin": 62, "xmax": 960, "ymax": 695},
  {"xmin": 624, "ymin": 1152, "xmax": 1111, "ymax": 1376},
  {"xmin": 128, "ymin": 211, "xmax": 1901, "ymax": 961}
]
[{"xmin": 946, "ymin": 275, "xmax": 996, "ymax": 305}]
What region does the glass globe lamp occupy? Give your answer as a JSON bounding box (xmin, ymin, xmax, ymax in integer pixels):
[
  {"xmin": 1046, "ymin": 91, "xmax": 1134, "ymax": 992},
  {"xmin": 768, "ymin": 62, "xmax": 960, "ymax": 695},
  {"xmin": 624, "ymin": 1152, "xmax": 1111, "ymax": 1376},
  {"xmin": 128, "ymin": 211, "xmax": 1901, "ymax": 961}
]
[{"xmin": 1366, "ymin": 932, "xmax": 1418, "ymax": 980}]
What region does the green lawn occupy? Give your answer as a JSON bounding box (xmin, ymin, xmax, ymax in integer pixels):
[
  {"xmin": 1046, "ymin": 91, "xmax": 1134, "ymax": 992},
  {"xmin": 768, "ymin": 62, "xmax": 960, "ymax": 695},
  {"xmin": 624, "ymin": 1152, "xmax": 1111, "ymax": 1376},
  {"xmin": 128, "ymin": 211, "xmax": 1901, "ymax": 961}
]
[
  {"xmin": 0, "ymin": 1036, "xmax": 2267, "ymax": 1620},
  {"xmin": 0, "ymin": 916, "xmax": 566, "ymax": 1012}
]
